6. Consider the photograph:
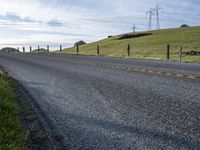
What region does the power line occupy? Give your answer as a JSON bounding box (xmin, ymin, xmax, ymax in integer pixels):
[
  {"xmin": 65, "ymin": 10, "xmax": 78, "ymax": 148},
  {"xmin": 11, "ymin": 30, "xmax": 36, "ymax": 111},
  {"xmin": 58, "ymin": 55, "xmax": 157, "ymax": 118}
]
[
  {"xmin": 0, "ymin": 11, "xmax": 199, "ymax": 31},
  {"xmin": 0, "ymin": 13, "xmax": 198, "ymax": 25}
]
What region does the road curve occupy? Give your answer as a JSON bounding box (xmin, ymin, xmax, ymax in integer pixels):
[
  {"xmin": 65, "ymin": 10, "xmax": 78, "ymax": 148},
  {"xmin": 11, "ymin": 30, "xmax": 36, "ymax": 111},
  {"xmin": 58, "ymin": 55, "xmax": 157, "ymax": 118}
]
[{"xmin": 0, "ymin": 53, "xmax": 200, "ymax": 150}]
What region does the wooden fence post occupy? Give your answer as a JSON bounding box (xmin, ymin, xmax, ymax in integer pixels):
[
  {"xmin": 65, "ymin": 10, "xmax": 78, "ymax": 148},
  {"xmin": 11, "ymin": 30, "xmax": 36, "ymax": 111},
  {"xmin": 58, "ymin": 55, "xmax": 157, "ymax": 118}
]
[
  {"xmin": 47, "ymin": 45, "xmax": 49, "ymax": 52},
  {"xmin": 76, "ymin": 45, "xmax": 79, "ymax": 54},
  {"xmin": 179, "ymin": 45, "xmax": 182, "ymax": 61},
  {"xmin": 60, "ymin": 45, "xmax": 62, "ymax": 52},
  {"xmin": 97, "ymin": 45, "xmax": 100, "ymax": 55},
  {"xmin": 127, "ymin": 44, "xmax": 130, "ymax": 56},
  {"xmin": 167, "ymin": 44, "xmax": 170, "ymax": 60}
]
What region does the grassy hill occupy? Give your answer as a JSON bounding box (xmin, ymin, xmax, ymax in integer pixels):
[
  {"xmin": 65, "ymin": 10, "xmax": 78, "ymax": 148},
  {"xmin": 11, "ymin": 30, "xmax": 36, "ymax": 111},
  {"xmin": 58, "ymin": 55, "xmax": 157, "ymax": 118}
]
[
  {"xmin": 0, "ymin": 47, "xmax": 20, "ymax": 53},
  {"xmin": 62, "ymin": 26, "xmax": 200, "ymax": 63}
]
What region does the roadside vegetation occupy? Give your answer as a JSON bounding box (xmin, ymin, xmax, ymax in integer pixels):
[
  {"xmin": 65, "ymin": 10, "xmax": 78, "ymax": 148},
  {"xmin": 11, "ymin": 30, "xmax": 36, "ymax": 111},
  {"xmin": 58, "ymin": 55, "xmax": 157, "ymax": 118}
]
[
  {"xmin": 0, "ymin": 71, "xmax": 26, "ymax": 150},
  {"xmin": 62, "ymin": 26, "xmax": 200, "ymax": 63}
]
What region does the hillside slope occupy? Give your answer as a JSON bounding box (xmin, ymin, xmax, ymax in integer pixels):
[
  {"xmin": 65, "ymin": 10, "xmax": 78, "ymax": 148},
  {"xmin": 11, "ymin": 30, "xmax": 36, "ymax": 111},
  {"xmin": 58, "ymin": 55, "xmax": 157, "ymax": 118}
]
[
  {"xmin": 63, "ymin": 26, "xmax": 200, "ymax": 63},
  {"xmin": 0, "ymin": 47, "xmax": 20, "ymax": 53}
]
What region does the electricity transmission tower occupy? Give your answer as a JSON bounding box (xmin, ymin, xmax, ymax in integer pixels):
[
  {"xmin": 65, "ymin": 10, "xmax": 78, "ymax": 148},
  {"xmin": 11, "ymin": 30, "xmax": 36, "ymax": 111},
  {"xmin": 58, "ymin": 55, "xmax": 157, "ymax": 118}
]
[
  {"xmin": 146, "ymin": 8, "xmax": 153, "ymax": 31},
  {"xmin": 146, "ymin": 5, "xmax": 163, "ymax": 31}
]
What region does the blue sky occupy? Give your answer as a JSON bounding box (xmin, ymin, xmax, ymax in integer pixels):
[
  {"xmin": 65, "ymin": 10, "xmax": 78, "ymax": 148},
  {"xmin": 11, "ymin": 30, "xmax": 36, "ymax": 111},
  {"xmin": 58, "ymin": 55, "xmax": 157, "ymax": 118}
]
[{"xmin": 0, "ymin": 0, "xmax": 199, "ymax": 51}]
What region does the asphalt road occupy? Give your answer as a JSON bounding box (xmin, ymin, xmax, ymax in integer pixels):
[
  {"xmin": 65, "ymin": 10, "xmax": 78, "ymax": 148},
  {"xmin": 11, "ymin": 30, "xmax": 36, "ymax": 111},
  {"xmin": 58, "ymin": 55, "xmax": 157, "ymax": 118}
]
[{"xmin": 0, "ymin": 53, "xmax": 200, "ymax": 150}]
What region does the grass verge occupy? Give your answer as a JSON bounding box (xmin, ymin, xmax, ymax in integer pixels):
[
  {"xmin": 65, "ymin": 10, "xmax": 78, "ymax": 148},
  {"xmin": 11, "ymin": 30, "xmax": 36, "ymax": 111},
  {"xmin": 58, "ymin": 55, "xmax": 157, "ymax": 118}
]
[
  {"xmin": 0, "ymin": 71, "xmax": 26, "ymax": 150},
  {"xmin": 0, "ymin": 69, "xmax": 53, "ymax": 150}
]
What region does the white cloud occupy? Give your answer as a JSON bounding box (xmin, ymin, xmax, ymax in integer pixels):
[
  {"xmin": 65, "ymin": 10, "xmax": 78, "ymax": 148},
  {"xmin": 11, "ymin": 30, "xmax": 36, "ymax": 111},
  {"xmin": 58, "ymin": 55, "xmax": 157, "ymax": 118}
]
[{"xmin": 0, "ymin": 0, "xmax": 199, "ymax": 49}]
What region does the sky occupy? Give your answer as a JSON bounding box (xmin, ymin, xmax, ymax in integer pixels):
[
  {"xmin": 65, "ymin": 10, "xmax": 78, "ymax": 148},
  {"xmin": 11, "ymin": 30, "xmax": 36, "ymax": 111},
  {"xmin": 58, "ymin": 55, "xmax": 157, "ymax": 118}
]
[{"xmin": 0, "ymin": 0, "xmax": 199, "ymax": 51}]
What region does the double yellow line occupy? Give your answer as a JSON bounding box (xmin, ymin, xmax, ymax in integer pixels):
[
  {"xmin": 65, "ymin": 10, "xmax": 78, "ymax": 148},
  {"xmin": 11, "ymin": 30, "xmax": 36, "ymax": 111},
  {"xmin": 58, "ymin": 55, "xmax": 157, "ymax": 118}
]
[
  {"xmin": 21, "ymin": 54, "xmax": 200, "ymax": 81},
  {"xmin": 78, "ymin": 61, "xmax": 200, "ymax": 80}
]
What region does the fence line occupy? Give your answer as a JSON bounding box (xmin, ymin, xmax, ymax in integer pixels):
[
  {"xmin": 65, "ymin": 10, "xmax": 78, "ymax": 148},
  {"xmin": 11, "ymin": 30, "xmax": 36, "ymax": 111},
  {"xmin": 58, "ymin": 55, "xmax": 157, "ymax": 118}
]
[{"xmin": 4, "ymin": 44, "xmax": 200, "ymax": 62}]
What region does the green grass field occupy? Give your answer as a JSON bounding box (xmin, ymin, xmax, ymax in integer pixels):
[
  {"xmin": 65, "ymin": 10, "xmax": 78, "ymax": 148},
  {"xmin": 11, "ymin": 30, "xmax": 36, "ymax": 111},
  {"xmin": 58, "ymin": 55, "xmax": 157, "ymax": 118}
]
[
  {"xmin": 61, "ymin": 26, "xmax": 200, "ymax": 63},
  {"xmin": 0, "ymin": 72, "xmax": 26, "ymax": 150}
]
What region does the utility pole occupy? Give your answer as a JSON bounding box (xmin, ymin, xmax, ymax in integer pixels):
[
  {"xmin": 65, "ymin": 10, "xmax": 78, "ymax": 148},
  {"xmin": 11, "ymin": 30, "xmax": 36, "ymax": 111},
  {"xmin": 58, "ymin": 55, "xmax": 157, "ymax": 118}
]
[
  {"xmin": 146, "ymin": 5, "xmax": 163, "ymax": 31},
  {"xmin": 132, "ymin": 24, "xmax": 136, "ymax": 32}
]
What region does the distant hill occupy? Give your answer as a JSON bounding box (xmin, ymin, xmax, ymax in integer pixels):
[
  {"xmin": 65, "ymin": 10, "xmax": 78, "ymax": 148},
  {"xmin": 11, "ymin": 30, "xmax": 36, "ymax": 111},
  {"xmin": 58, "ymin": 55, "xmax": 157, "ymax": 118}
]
[
  {"xmin": 0, "ymin": 47, "xmax": 20, "ymax": 53},
  {"xmin": 32, "ymin": 48, "xmax": 48, "ymax": 52},
  {"xmin": 62, "ymin": 26, "xmax": 200, "ymax": 63},
  {"xmin": 74, "ymin": 41, "xmax": 86, "ymax": 47}
]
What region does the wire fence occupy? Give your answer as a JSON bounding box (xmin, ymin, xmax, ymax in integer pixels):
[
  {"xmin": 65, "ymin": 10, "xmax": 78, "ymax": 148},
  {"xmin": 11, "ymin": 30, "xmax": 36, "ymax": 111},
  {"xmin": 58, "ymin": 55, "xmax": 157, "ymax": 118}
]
[
  {"xmin": 2, "ymin": 43, "xmax": 200, "ymax": 63},
  {"xmin": 67, "ymin": 43, "xmax": 200, "ymax": 63}
]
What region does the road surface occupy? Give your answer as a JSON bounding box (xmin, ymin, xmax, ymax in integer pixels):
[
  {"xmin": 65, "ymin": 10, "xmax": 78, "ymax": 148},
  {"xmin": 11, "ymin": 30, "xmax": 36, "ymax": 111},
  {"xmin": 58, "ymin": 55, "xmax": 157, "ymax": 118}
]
[{"xmin": 0, "ymin": 53, "xmax": 200, "ymax": 150}]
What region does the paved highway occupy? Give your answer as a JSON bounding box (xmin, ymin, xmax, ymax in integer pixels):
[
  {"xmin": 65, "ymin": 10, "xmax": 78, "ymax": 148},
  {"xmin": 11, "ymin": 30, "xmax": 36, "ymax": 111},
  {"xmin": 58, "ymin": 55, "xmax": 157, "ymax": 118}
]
[{"xmin": 0, "ymin": 53, "xmax": 200, "ymax": 150}]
